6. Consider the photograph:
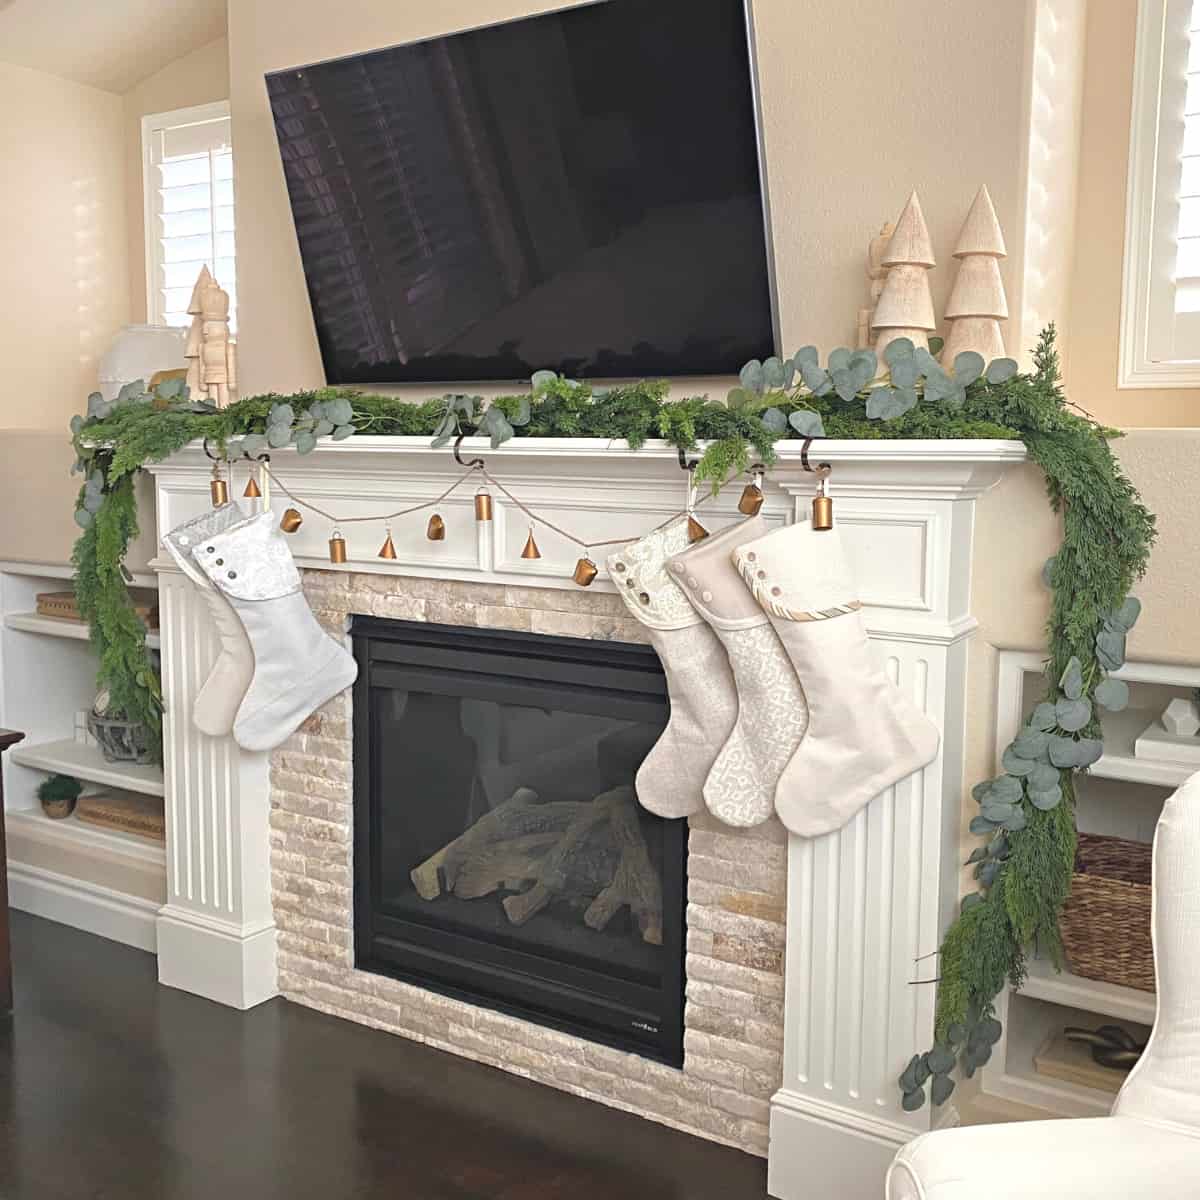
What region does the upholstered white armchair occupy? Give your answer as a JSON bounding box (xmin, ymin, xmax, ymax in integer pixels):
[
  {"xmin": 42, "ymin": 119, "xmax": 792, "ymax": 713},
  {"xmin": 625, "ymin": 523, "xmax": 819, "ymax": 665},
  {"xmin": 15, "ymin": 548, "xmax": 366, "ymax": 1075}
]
[{"xmin": 887, "ymin": 770, "xmax": 1200, "ymax": 1199}]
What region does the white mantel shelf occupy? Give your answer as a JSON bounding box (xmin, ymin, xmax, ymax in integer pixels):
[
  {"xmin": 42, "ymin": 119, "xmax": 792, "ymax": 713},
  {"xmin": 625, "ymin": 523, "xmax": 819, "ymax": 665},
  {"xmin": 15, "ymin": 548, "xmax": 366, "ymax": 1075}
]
[{"xmin": 147, "ymin": 435, "xmax": 1028, "ymax": 1200}]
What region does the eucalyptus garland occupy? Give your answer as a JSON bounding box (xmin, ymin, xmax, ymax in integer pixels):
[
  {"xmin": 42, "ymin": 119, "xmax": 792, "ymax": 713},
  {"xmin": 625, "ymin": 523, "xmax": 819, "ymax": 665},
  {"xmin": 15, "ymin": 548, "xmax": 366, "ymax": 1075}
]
[{"xmin": 70, "ymin": 329, "xmax": 1153, "ymax": 1099}]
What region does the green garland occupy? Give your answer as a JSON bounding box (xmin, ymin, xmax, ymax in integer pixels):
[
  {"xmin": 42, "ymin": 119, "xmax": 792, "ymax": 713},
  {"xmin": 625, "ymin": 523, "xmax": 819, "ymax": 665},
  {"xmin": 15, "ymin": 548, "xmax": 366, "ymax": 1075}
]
[{"xmin": 70, "ymin": 329, "xmax": 1153, "ymax": 1102}]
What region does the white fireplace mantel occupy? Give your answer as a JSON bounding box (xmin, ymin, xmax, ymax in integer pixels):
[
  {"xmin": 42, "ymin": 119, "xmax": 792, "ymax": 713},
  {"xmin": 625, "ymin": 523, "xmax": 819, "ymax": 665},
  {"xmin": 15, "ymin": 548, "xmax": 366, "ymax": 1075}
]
[{"xmin": 147, "ymin": 435, "xmax": 1026, "ymax": 1200}]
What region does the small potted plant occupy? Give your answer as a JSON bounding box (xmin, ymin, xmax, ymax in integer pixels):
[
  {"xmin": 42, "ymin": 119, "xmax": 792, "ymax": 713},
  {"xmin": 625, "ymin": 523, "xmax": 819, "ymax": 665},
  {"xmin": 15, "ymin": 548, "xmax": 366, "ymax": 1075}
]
[{"xmin": 37, "ymin": 774, "xmax": 83, "ymax": 820}]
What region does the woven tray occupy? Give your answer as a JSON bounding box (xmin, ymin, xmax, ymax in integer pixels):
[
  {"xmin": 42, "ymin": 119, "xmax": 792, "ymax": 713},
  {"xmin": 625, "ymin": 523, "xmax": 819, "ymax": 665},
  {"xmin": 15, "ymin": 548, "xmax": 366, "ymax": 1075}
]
[
  {"xmin": 36, "ymin": 589, "xmax": 159, "ymax": 629},
  {"xmin": 1059, "ymin": 832, "xmax": 1154, "ymax": 993},
  {"xmin": 75, "ymin": 793, "xmax": 165, "ymax": 843}
]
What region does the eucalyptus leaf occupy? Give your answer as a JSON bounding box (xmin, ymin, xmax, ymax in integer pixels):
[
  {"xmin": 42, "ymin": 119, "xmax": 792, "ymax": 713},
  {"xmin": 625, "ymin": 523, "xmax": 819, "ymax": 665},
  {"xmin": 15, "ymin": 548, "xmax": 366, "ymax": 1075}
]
[
  {"xmin": 928, "ymin": 335, "xmax": 945, "ymax": 356},
  {"xmin": 930, "ymin": 1074, "xmax": 955, "ymax": 1106},
  {"xmin": 1049, "ymin": 736, "xmax": 1083, "ymax": 769},
  {"xmin": 1041, "ymin": 556, "xmax": 1057, "ymax": 588},
  {"xmin": 978, "ymin": 860, "xmax": 1001, "ymax": 886},
  {"xmin": 1028, "ymin": 785, "xmax": 1062, "ymax": 811},
  {"xmin": 326, "ymin": 398, "xmax": 354, "ymax": 425},
  {"xmin": 241, "ymin": 434, "xmax": 267, "ymax": 457},
  {"xmin": 332, "ymin": 424, "xmax": 356, "ymax": 441},
  {"xmin": 73, "ymin": 507, "xmax": 93, "ymax": 529},
  {"xmin": 799, "ymin": 362, "xmax": 833, "ymax": 396},
  {"xmin": 69, "ymin": 414, "xmax": 83, "ymax": 435},
  {"xmin": 989, "ymin": 775, "xmax": 1023, "ymax": 804},
  {"xmin": 740, "ymin": 360, "xmax": 765, "ymax": 395},
  {"xmin": 761, "ymin": 357, "xmax": 786, "ymax": 390},
  {"xmin": 947, "ymin": 1023, "xmax": 967, "ymax": 1047},
  {"xmin": 961, "ymin": 892, "xmax": 984, "ymax": 912},
  {"xmin": 899, "ymin": 1054, "xmax": 921, "ymax": 1093},
  {"xmin": 1094, "ymin": 677, "xmax": 1130, "ymax": 712},
  {"xmin": 883, "ymin": 337, "xmax": 915, "ymax": 366},
  {"xmin": 966, "ymin": 847, "xmax": 988, "ymax": 865},
  {"xmin": 927, "ymin": 1045, "xmax": 955, "ymax": 1075},
  {"xmin": 831, "ymin": 366, "xmax": 859, "ymax": 402},
  {"xmin": 726, "ymin": 387, "xmax": 757, "ymax": 410},
  {"xmin": 294, "ymin": 431, "xmax": 317, "ymax": 455},
  {"xmin": 828, "ymin": 348, "xmax": 852, "ymax": 371},
  {"xmin": 1075, "ymin": 738, "xmax": 1104, "ymax": 767},
  {"xmin": 510, "ymin": 396, "xmax": 532, "ymax": 427},
  {"xmin": 1059, "ymin": 656, "xmax": 1084, "ymax": 700},
  {"xmin": 901, "ymin": 1088, "xmax": 926, "ymax": 1113},
  {"xmin": 1029, "ymin": 761, "xmax": 1060, "ymax": 791},
  {"xmin": 1096, "ymin": 628, "xmax": 1126, "ymax": 671},
  {"xmin": 1002, "ymin": 808, "xmax": 1028, "ymax": 832},
  {"xmin": 761, "ymin": 407, "xmax": 789, "ymax": 434},
  {"xmin": 531, "ymin": 369, "xmax": 557, "ymax": 391},
  {"xmin": 1013, "ymin": 728, "xmax": 1050, "ymax": 759},
  {"xmin": 985, "ymin": 358, "xmax": 1019, "ymax": 383},
  {"xmin": 982, "ymin": 802, "xmax": 1017, "ymax": 825},
  {"xmin": 1001, "ymin": 748, "xmax": 1036, "ymax": 777},
  {"xmin": 1030, "ymin": 702, "xmax": 1058, "ymax": 732},
  {"xmin": 952, "ymin": 351, "xmax": 985, "ymax": 385},
  {"xmin": 972, "ymin": 780, "xmax": 994, "ymax": 804},
  {"xmin": 267, "ymin": 424, "xmax": 293, "ymax": 449},
  {"xmin": 314, "ymin": 419, "xmax": 335, "ymax": 437},
  {"xmin": 890, "ymin": 357, "xmax": 918, "ymax": 388},
  {"xmin": 789, "ymin": 410, "xmax": 826, "ymax": 438},
  {"xmin": 792, "ymin": 345, "xmax": 819, "ymax": 368},
  {"xmin": 968, "ymin": 815, "xmax": 995, "ymax": 836},
  {"xmin": 866, "ymin": 387, "xmax": 917, "ymax": 420},
  {"xmin": 1110, "ymin": 597, "xmax": 1142, "ymax": 632},
  {"xmin": 270, "ymin": 403, "xmax": 295, "ymax": 427},
  {"xmin": 1055, "ymin": 696, "xmax": 1092, "ymax": 733},
  {"xmin": 915, "ymin": 1054, "xmax": 932, "ymax": 1087}
]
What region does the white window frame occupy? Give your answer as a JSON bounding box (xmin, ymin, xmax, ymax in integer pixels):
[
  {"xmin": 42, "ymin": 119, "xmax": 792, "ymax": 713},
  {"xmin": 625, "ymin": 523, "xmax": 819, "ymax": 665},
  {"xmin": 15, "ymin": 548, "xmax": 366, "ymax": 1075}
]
[
  {"xmin": 141, "ymin": 99, "xmax": 233, "ymax": 327},
  {"xmin": 1121, "ymin": 0, "xmax": 1200, "ymax": 387}
]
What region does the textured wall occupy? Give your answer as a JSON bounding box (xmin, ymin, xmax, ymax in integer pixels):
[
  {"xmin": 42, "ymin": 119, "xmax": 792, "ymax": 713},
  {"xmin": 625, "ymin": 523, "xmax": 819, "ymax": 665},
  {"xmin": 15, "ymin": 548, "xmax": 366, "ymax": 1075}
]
[{"xmin": 270, "ymin": 570, "xmax": 787, "ymax": 1156}]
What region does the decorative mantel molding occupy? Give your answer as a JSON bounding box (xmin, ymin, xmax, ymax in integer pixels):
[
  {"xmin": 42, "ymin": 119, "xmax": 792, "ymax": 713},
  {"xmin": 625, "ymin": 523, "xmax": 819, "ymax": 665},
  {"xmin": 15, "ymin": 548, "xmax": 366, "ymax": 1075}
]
[{"xmin": 148, "ymin": 436, "xmax": 1026, "ymax": 1199}]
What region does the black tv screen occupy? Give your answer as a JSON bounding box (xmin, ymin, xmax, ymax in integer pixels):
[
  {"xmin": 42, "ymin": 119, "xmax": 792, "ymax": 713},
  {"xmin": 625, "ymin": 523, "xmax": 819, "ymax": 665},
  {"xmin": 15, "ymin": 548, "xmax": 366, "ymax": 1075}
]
[{"xmin": 266, "ymin": 0, "xmax": 777, "ymax": 385}]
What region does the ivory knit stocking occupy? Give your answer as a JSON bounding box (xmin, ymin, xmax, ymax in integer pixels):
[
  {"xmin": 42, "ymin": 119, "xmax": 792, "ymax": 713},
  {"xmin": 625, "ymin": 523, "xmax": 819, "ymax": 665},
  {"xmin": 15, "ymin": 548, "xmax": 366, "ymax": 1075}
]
[{"xmin": 734, "ymin": 520, "xmax": 940, "ymax": 836}]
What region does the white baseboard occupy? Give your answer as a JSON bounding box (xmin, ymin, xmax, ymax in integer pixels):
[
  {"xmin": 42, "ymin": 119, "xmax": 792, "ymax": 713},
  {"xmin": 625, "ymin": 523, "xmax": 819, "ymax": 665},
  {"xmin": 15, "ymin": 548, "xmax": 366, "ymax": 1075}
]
[
  {"xmin": 156, "ymin": 904, "xmax": 278, "ymax": 1010},
  {"xmin": 7, "ymin": 862, "xmax": 159, "ymax": 952},
  {"xmin": 767, "ymin": 1089, "xmax": 911, "ymax": 1200}
]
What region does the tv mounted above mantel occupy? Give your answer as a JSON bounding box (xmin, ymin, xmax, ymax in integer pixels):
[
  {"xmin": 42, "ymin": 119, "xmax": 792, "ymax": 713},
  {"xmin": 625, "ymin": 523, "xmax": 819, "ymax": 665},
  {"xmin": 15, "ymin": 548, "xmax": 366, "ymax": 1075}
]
[{"xmin": 266, "ymin": 0, "xmax": 777, "ymax": 385}]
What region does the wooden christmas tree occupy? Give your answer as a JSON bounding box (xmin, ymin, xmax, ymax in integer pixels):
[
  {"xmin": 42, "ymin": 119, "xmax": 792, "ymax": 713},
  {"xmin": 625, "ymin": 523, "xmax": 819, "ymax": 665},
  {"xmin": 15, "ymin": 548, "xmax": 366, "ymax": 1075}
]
[
  {"xmin": 872, "ymin": 191, "xmax": 936, "ymax": 357},
  {"xmin": 942, "ymin": 184, "xmax": 1008, "ymax": 363},
  {"xmin": 857, "ymin": 220, "xmax": 895, "ymax": 349}
]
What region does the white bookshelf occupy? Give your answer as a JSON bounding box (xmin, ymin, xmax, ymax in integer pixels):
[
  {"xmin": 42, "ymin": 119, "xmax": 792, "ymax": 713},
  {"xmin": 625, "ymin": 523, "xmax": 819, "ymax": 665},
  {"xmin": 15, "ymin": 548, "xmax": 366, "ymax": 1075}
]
[
  {"xmin": 981, "ymin": 650, "xmax": 1200, "ymax": 1118},
  {"xmin": 0, "ymin": 559, "xmax": 165, "ymax": 950}
]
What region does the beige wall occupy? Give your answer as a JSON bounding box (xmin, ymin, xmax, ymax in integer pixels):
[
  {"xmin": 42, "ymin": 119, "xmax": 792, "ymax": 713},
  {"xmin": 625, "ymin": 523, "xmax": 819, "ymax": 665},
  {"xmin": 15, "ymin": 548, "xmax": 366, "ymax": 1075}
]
[
  {"xmin": 0, "ymin": 63, "xmax": 128, "ymax": 432},
  {"xmin": 228, "ymin": 0, "xmax": 1036, "ymax": 396},
  {"xmin": 1063, "ymin": 0, "xmax": 1200, "ymax": 427},
  {"xmin": 122, "ymin": 36, "xmax": 231, "ymax": 324}
]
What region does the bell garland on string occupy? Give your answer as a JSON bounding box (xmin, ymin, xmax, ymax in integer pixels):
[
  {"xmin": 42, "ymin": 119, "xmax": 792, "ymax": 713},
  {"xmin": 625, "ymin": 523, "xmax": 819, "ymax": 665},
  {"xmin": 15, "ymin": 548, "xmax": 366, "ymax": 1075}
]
[
  {"xmin": 280, "ymin": 508, "xmax": 303, "ymax": 533},
  {"xmin": 520, "ymin": 527, "xmax": 541, "ymax": 560},
  {"xmin": 210, "ymin": 460, "xmax": 229, "ymax": 508},
  {"xmin": 426, "ymin": 513, "xmax": 445, "ymax": 541},
  {"xmin": 328, "ymin": 528, "xmax": 347, "ymax": 564},
  {"xmin": 738, "ymin": 466, "xmax": 765, "ymax": 516},
  {"xmin": 378, "ymin": 527, "xmax": 397, "ymax": 560}
]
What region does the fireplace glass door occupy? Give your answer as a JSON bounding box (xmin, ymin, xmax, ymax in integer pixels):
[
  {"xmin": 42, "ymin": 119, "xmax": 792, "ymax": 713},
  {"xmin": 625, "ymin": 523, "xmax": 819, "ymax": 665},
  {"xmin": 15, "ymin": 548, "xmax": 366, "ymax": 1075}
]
[{"xmin": 352, "ymin": 618, "xmax": 686, "ymax": 1065}]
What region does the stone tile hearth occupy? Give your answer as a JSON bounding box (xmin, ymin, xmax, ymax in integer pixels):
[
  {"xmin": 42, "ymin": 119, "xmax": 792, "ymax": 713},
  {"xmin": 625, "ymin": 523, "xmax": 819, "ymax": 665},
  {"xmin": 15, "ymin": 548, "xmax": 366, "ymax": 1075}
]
[{"xmin": 267, "ymin": 569, "xmax": 787, "ymax": 1156}]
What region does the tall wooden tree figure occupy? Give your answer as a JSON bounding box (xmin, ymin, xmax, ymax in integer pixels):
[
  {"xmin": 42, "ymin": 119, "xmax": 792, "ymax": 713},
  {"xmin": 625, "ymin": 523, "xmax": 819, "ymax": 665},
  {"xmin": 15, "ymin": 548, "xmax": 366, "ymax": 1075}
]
[
  {"xmin": 872, "ymin": 191, "xmax": 936, "ymax": 357},
  {"xmin": 942, "ymin": 184, "xmax": 1008, "ymax": 364}
]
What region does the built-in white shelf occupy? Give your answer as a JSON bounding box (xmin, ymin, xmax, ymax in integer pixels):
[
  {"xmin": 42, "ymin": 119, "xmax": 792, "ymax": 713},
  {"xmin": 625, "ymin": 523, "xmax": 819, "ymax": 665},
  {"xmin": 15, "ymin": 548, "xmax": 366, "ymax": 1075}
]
[
  {"xmin": 1018, "ymin": 956, "xmax": 1157, "ymax": 1027},
  {"xmin": 8, "ymin": 739, "xmax": 164, "ymax": 797},
  {"xmin": 5, "ymin": 806, "xmax": 165, "ymax": 867},
  {"xmin": 1087, "ymin": 706, "xmax": 1196, "ymax": 789},
  {"xmin": 4, "ymin": 611, "xmax": 160, "ymax": 650}
]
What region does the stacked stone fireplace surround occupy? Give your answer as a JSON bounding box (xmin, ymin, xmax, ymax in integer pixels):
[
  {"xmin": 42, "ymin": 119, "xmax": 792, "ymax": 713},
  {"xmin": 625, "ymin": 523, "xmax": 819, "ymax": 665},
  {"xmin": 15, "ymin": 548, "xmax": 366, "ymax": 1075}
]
[{"xmin": 268, "ymin": 568, "xmax": 787, "ymax": 1156}]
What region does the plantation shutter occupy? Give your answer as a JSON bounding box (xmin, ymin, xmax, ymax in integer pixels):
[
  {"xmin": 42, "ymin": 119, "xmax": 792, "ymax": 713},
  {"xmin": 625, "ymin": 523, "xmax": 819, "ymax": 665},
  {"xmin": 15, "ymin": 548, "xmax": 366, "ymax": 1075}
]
[{"xmin": 143, "ymin": 103, "xmax": 236, "ymax": 329}]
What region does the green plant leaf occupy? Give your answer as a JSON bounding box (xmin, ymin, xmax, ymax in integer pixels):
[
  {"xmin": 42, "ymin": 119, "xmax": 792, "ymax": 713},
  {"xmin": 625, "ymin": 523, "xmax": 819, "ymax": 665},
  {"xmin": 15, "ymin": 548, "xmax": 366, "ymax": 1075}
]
[
  {"xmin": 989, "ymin": 775, "xmax": 1023, "ymax": 804},
  {"xmin": 968, "ymin": 815, "xmax": 995, "ymax": 836},
  {"xmin": 1055, "ymin": 697, "xmax": 1093, "ymax": 732},
  {"xmin": 1029, "ymin": 761, "xmax": 1060, "ymax": 791},
  {"xmin": 531, "ymin": 369, "xmax": 557, "ymax": 391},
  {"xmin": 985, "ymin": 358, "xmax": 1019, "ymax": 383},
  {"xmin": 831, "ymin": 367, "xmax": 859, "ymax": 402},
  {"xmin": 982, "ymin": 801, "xmax": 1017, "ymax": 824},
  {"xmin": 1075, "ymin": 738, "xmax": 1104, "ymax": 767},
  {"xmin": 332, "ymin": 424, "xmax": 356, "ymax": 441},
  {"xmin": 899, "ymin": 1054, "xmax": 921, "ymax": 1092},
  {"xmin": 1028, "ymin": 785, "xmax": 1062, "ymax": 811},
  {"xmin": 326, "ymin": 397, "xmax": 354, "ymax": 425},
  {"xmin": 902, "ymin": 1088, "xmax": 926, "ymax": 1112},
  {"xmin": 927, "ymin": 1044, "xmax": 955, "ymax": 1075},
  {"xmin": 1013, "ymin": 728, "xmax": 1050, "ymax": 759},
  {"xmin": 1095, "ymin": 628, "xmax": 1126, "ymax": 671},
  {"xmin": 761, "ymin": 407, "xmax": 788, "ymax": 434},
  {"xmin": 952, "ymin": 351, "xmax": 985, "ymax": 385},
  {"xmin": 73, "ymin": 507, "xmax": 93, "ymax": 528},
  {"xmin": 1030, "ymin": 702, "xmax": 1058, "ymax": 732},
  {"xmin": 866, "ymin": 387, "xmax": 917, "ymax": 420},
  {"xmin": 1094, "ymin": 677, "xmax": 1129, "ymax": 712},
  {"xmin": 883, "ymin": 337, "xmax": 915, "ymax": 366},
  {"xmin": 294, "ymin": 431, "xmax": 317, "ymax": 455},
  {"xmin": 828, "ymin": 348, "xmax": 852, "ymax": 371},
  {"xmin": 1049, "ymin": 736, "xmax": 1083, "ymax": 768},
  {"xmin": 267, "ymin": 424, "xmax": 292, "ymax": 449},
  {"xmin": 792, "ymin": 345, "xmax": 819, "ymax": 368},
  {"xmin": 1110, "ymin": 597, "xmax": 1142, "ymax": 631},
  {"xmin": 761, "ymin": 357, "xmax": 787, "ymax": 390},
  {"xmin": 242, "ymin": 434, "xmax": 267, "ymax": 457},
  {"xmin": 890, "ymin": 357, "xmax": 918, "ymax": 388},
  {"xmin": 1002, "ymin": 808, "xmax": 1028, "ymax": 832},
  {"xmin": 961, "ymin": 892, "xmax": 984, "ymax": 913},
  {"xmin": 740, "ymin": 360, "xmax": 765, "ymax": 395},
  {"xmin": 789, "ymin": 410, "xmax": 826, "ymax": 438},
  {"xmin": 1059, "ymin": 656, "xmax": 1084, "ymax": 700},
  {"xmin": 269, "ymin": 403, "xmax": 295, "ymax": 427},
  {"xmin": 1041, "ymin": 556, "xmax": 1057, "ymax": 588},
  {"xmin": 1001, "ymin": 747, "xmax": 1036, "ymax": 777},
  {"xmin": 928, "ymin": 335, "xmax": 944, "ymax": 356},
  {"xmin": 931, "ymin": 1074, "xmax": 955, "ymax": 1106},
  {"xmin": 798, "ymin": 361, "xmax": 833, "ymax": 396}
]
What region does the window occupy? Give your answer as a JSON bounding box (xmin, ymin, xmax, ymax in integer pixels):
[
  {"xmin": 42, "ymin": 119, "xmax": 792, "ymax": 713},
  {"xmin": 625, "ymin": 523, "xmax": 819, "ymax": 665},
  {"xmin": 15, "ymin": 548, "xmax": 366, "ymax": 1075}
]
[
  {"xmin": 142, "ymin": 101, "xmax": 236, "ymax": 329},
  {"xmin": 1122, "ymin": 0, "xmax": 1200, "ymax": 386}
]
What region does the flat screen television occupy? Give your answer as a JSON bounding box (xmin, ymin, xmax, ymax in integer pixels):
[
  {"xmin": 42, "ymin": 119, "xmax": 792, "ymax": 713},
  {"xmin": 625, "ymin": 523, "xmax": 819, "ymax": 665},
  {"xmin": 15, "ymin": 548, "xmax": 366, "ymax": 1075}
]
[{"xmin": 266, "ymin": 0, "xmax": 777, "ymax": 386}]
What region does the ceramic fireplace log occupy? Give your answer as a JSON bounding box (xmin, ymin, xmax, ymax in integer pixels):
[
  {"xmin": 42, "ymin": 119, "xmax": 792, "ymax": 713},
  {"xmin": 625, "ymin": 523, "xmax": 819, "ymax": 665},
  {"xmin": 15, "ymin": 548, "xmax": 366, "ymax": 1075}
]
[
  {"xmin": 449, "ymin": 833, "xmax": 562, "ymax": 901},
  {"xmin": 585, "ymin": 788, "xmax": 664, "ymax": 946},
  {"xmin": 501, "ymin": 788, "xmax": 629, "ymax": 926}
]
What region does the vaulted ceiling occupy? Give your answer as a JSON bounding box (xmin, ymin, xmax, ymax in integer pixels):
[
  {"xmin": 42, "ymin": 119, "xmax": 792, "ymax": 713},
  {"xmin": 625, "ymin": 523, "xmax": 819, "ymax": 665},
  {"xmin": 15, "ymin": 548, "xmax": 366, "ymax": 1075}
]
[{"xmin": 0, "ymin": 0, "xmax": 226, "ymax": 93}]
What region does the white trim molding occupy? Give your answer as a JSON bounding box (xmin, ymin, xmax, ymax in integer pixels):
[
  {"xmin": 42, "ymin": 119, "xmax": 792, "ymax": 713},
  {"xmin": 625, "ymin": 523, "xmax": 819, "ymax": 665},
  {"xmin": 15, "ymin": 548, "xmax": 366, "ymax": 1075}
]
[{"xmin": 1120, "ymin": 0, "xmax": 1200, "ymax": 388}]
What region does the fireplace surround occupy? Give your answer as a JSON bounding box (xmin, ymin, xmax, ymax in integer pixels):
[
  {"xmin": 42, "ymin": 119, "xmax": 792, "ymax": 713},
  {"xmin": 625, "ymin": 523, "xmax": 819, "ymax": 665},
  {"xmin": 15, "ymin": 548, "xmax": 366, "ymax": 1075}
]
[
  {"xmin": 351, "ymin": 617, "xmax": 687, "ymax": 1065},
  {"xmin": 147, "ymin": 434, "xmax": 1026, "ymax": 1195}
]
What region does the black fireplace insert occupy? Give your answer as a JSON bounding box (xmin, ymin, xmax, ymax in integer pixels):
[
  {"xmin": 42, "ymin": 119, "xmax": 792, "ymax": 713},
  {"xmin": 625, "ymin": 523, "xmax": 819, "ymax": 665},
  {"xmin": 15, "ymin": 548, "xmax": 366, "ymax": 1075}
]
[{"xmin": 351, "ymin": 617, "xmax": 686, "ymax": 1065}]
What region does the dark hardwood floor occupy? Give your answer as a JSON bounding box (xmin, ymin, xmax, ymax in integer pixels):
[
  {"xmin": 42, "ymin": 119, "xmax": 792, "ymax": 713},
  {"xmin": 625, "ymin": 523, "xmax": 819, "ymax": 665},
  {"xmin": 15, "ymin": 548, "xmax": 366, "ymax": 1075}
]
[{"xmin": 0, "ymin": 913, "xmax": 769, "ymax": 1199}]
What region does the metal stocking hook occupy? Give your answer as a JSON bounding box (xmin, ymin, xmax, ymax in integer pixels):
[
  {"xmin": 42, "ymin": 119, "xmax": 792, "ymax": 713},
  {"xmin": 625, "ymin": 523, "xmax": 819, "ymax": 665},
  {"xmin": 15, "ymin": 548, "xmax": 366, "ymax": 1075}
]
[
  {"xmin": 799, "ymin": 437, "xmax": 832, "ymax": 477},
  {"xmin": 453, "ymin": 434, "xmax": 486, "ymax": 470},
  {"xmin": 800, "ymin": 438, "xmax": 834, "ymax": 531}
]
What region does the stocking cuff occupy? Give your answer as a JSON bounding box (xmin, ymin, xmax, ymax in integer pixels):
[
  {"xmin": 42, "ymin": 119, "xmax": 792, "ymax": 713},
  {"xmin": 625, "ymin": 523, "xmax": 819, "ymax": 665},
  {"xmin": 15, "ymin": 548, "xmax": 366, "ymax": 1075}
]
[
  {"xmin": 606, "ymin": 516, "xmax": 701, "ymax": 631},
  {"xmin": 734, "ymin": 521, "xmax": 861, "ymax": 621},
  {"xmin": 666, "ymin": 515, "xmax": 769, "ymax": 629},
  {"xmin": 164, "ymin": 502, "xmax": 248, "ymax": 588},
  {"xmin": 193, "ymin": 511, "xmax": 303, "ymax": 602}
]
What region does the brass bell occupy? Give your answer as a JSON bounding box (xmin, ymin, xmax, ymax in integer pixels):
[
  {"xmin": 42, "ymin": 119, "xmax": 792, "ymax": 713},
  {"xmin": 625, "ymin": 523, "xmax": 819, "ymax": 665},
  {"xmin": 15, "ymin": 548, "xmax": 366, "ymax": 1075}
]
[
  {"xmin": 572, "ymin": 557, "xmax": 599, "ymax": 587},
  {"xmin": 521, "ymin": 528, "xmax": 542, "ymax": 560},
  {"xmin": 210, "ymin": 461, "xmax": 229, "ymax": 508},
  {"xmin": 378, "ymin": 530, "xmax": 397, "ymax": 560},
  {"xmin": 474, "ymin": 488, "xmax": 493, "ymax": 522},
  {"xmin": 687, "ymin": 515, "xmax": 709, "ymax": 544},
  {"xmin": 280, "ymin": 508, "xmax": 303, "ymax": 533},
  {"xmin": 243, "ymin": 474, "xmax": 262, "ymax": 499},
  {"xmin": 812, "ymin": 468, "xmax": 834, "ymax": 531},
  {"xmin": 329, "ymin": 530, "xmax": 348, "ymax": 564},
  {"xmin": 426, "ymin": 513, "xmax": 446, "ymax": 541},
  {"xmin": 738, "ymin": 468, "xmax": 765, "ymax": 516}
]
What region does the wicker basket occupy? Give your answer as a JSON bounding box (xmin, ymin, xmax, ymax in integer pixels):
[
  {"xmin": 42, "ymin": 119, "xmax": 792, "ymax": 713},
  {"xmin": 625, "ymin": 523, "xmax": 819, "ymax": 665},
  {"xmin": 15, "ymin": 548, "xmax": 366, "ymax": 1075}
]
[
  {"xmin": 1059, "ymin": 832, "xmax": 1155, "ymax": 993},
  {"xmin": 87, "ymin": 712, "xmax": 155, "ymax": 765}
]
